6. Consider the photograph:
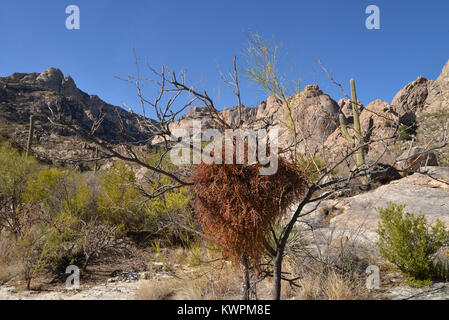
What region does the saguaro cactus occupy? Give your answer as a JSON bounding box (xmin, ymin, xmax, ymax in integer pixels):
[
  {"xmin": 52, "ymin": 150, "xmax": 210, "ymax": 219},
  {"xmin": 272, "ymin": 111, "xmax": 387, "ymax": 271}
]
[
  {"xmin": 26, "ymin": 115, "xmax": 35, "ymax": 158},
  {"xmin": 339, "ymin": 79, "xmax": 368, "ymax": 186}
]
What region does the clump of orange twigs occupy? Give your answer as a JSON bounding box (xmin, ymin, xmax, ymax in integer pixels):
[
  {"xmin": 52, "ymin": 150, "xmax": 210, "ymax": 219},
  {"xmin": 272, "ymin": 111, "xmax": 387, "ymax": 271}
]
[{"xmin": 192, "ymin": 142, "xmax": 307, "ymax": 269}]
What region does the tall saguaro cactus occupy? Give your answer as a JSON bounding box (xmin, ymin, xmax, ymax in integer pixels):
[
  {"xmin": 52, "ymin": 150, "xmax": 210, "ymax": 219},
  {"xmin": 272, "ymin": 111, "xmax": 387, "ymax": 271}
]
[
  {"xmin": 26, "ymin": 115, "xmax": 35, "ymax": 158},
  {"xmin": 339, "ymin": 79, "xmax": 368, "ymax": 186}
]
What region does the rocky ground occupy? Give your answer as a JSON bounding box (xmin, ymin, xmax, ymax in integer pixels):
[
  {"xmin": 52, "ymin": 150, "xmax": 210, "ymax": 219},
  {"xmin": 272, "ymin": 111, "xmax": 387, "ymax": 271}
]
[
  {"xmin": 2, "ymin": 272, "xmax": 449, "ymax": 300},
  {"xmin": 300, "ymin": 166, "xmax": 449, "ymax": 246},
  {"xmin": 0, "ymin": 281, "xmax": 141, "ymax": 300},
  {"xmin": 0, "ymin": 259, "xmax": 177, "ymax": 300}
]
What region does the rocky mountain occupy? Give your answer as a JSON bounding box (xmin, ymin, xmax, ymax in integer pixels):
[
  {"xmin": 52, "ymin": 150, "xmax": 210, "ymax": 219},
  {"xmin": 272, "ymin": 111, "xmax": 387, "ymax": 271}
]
[
  {"xmin": 0, "ymin": 68, "xmax": 155, "ymax": 162},
  {"xmin": 0, "ymin": 60, "xmax": 448, "ymax": 165},
  {"xmin": 160, "ymin": 59, "xmax": 449, "ymax": 163}
]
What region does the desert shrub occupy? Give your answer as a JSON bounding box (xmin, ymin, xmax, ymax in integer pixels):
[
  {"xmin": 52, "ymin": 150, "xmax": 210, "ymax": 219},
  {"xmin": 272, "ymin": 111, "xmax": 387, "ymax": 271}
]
[
  {"xmin": 376, "ymin": 203, "xmax": 448, "ymax": 280},
  {"xmin": 78, "ymin": 220, "xmax": 118, "ymax": 269},
  {"xmin": 431, "ymin": 247, "xmax": 449, "ymax": 281},
  {"xmin": 14, "ymin": 224, "xmax": 45, "ymax": 290},
  {"xmin": 25, "ymin": 168, "xmax": 96, "ymax": 220},
  {"xmin": 296, "ymin": 155, "xmax": 333, "ymax": 182},
  {"xmin": 25, "ymin": 168, "xmax": 112, "ymax": 272},
  {"xmin": 0, "ymin": 142, "xmax": 37, "ymax": 235},
  {"xmin": 39, "ymin": 212, "xmax": 83, "ymax": 273},
  {"xmin": 266, "ymin": 223, "xmax": 307, "ymax": 258},
  {"xmin": 97, "ymin": 161, "xmax": 148, "ymax": 235},
  {"xmin": 144, "ymin": 151, "xmax": 195, "ymax": 245},
  {"xmin": 145, "ymin": 186, "xmax": 194, "ymax": 245},
  {"xmin": 98, "ymin": 159, "xmax": 195, "ymax": 245},
  {"xmin": 0, "ymin": 233, "xmax": 22, "ymax": 284},
  {"xmin": 398, "ymin": 124, "xmax": 417, "ymax": 141}
]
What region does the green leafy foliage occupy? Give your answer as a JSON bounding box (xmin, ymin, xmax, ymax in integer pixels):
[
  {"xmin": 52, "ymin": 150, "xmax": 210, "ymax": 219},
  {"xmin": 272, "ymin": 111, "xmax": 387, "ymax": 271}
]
[
  {"xmin": 376, "ymin": 203, "xmax": 448, "ymax": 280},
  {"xmin": 398, "ymin": 124, "xmax": 417, "ymax": 141},
  {"xmin": 431, "ymin": 247, "xmax": 449, "ymax": 281},
  {"xmin": 296, "ymin": 154, "xmax": 335, "ymax": 182},
  {"xmin": 97, "ymin": 161, "xmax": 148, "ymax": 235},
  {"xmin": 0, "ymin": 143, "xmax": 195, "ymax": 286},
  {"xmin": 24, "ymin": 168, "xmax": 95, "ymax": 272},
  {"xmin": 0, "ymin": 142, "xmax": 37, "ymax": 235}
]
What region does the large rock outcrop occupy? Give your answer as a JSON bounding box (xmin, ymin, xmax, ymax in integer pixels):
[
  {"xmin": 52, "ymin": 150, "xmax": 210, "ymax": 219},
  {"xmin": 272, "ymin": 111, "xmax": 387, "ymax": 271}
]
[
  {"xmin": 155, "ymin": 84, "xmax": 341, "ymax": 153},
  {"xmin": 298, "ymin": 166, "xmax": 449, "ymax": 246},
  {"xmin": 424, "ymin": 60, "xmax": 449, "ymax": 114},
  {"xmin": 391, "ymin": 60, "xmax": 449, "ymax": 116}
]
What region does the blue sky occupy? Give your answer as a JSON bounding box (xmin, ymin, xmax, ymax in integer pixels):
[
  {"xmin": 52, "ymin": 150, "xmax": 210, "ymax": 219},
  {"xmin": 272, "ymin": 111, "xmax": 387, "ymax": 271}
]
[{"xmin": 1, "ymin": 0, "xmax": 448, "ymax": 119}]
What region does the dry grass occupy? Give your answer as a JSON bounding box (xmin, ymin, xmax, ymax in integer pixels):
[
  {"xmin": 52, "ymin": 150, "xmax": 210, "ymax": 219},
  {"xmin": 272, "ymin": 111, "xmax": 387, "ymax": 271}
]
[
  {"xmin": 137, "ymin": 227, "xmax": 383, "ymax": 301},
  {"xmin": 322, "ymin": 271, "xmax": 358, "ymax": 300},
  {"xmin": 135, "ymin": 279, "xmax": 178, "ymax": 300},
  {"xmin": 136, "ymin": 245, "xmax": 245, "ymax": 300},
  {"xmin": 298, "ymin": 272, "xmax": 321, "ymax": 300},
  {"xmin": 288, "ymin": 238, "xmax": 381, "ymax": 300},
  {"xmin": 293, "ymin": 266, "xmax": 371, "ymax": 300},
  {"xmin": 135, "ymin": 266, "xmax": 244, "ymax": 300}
]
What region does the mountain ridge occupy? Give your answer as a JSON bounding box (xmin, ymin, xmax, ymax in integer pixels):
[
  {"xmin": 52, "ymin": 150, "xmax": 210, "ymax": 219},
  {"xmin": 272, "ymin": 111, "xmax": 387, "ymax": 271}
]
[{"xmin": 1, "ymin": 60, "xmax": 448, "ymax": 165}]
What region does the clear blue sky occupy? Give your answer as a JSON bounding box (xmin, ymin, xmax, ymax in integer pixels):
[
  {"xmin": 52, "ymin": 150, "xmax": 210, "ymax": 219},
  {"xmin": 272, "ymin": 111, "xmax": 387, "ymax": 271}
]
[{"xmin": 1, "ymin": 0, "xmax": 448, "ymax": 119}]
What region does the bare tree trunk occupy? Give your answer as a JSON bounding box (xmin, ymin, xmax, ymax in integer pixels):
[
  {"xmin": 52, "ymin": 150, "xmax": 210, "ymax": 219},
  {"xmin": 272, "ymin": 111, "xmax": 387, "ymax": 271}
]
[
  {"xmin": 272, "ymin": 253, "xmax": 283, "ymax": 300},
  {"xmin": 82, "ymin": 254, "xmax": 91, "ymax": 271},
  {"xmin": 26, "ymin": 275, "xmax": 31, "ymax": 291},
  {"xmin": 242, "ymin": 256, "xmax": 251, "ymax": 300}
]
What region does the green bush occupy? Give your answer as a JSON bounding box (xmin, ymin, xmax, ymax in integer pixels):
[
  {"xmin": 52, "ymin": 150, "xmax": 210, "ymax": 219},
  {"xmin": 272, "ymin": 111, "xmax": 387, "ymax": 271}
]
[
  {"xmin": 0, "ymin": 142, "xmax": 37, "ymax": 235},
  {"xmin": 431, "ymin": 247, "xmax": 449, "ymax": 281},
  {"xmin": 24, "ymin": 168, "xmax": 95, "ymax": 272},
  {"xmin": 98, "ymin": 159, "xmax": 195, "ymax": 245},
  {"xmin": 143, "ymin": 152, "xmax": 195, "ymax": 245},
  {"xmin": 97, "ymin": 161, "xmax": 148, "ymax": 235},
  {"xmin": 296, "ymin": 154, "xmax": 335, "ymax": 182},
  {"xmin": 398, "ymin": 124, "xmax": 416, "ymax": 141},
  {"xmin": 376, "ymin": 203, "xmax": 448, "ymax": 280}
]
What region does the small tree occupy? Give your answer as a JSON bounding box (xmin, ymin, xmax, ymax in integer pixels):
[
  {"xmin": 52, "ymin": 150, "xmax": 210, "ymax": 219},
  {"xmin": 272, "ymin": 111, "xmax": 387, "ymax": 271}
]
[
  {"xmin": 14, "ymin": 224, "xmax": 44, "ymax": 290},
  {"xmin": 193, "ymin": 146, "xmax": 307, "ymax": 298}
]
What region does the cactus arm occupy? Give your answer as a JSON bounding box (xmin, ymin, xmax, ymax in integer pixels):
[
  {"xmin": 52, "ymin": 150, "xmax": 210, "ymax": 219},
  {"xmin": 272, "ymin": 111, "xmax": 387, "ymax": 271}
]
[{"xmin": 26, "ymin": 115, "xmax": 35, "ymax": 158}]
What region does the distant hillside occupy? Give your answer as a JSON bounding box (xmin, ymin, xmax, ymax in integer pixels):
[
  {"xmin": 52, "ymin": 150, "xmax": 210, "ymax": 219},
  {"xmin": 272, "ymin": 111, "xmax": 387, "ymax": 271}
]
[{"xmin": 0, "ymin": 68, "xmax": 154, "ymax": 163}]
